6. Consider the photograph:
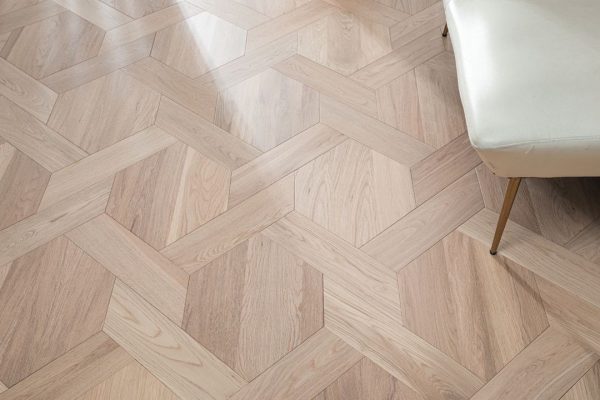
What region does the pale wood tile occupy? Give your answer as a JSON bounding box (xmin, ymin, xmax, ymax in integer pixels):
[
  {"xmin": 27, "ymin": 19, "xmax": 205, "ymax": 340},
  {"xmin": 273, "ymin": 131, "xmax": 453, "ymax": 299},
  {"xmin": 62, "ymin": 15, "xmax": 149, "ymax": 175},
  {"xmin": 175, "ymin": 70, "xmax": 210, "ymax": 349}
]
[
  {"xmin": 295, "ymin": 139, "xmax": 415, "ymax": 247},
  {"xmin": 389, "ymin": 1, "xmax": 445, "ymax": 49},
  {"xmin": 362, "ymin": 171, "xmax": 483, "ymax": 271},
  {"xmin": 0, "ymin": 178, "xmax": 112, "ymax": 266},
  {"xmin": 567, "ymin": 218, "xmax": 600, "ymax": 264},
  {"xmin": 104, "ymin": 280, "xmax": 247, "ymax": 400},
  {"xmin": 100, "ymin": 3, "xmax": 202, "ymax": 53},
  {"xmin": 0, "ymin": 31, "xmax": 11, "ymax": 49},
  {"xmin": 0, "ymin": 0, "xmax": 44, "ymax": 16},
  {"xmin": 155, "ymin": 97, "xmax": 261, "ymax": 169},
  {"xmin": 67, "ymin": 214, "xmax": 189, "ymax": 325},
  {"xmin": 470, "ymin": 328, "xmax": 599, "ymax": 400},
  {"xmin": 323, "ymin": 0, "xmax": 409, "ymax": 26},
  {"xmin": 183, "ymin": 232, "xmax": 323, "ymax": 381},
  {"xmin": 351, "ymin": 27, "xmax": 444, "ymax": 89},
  {"xmin": 5, "ymin": 11, "xmax": 104, "ymax": 79},
  {"xmin": 0, "ymin": 236, "xmax": 115, "ymax": 386},
  {"xmin": 262, "ymin": 212, "xmax": 484, "ymax": 400},
  {"xmin": 234, "ymin": 0, "xmax": 310, "ymax": 18},
  {"xmin": 124, "ymin": 57, "xmax": 217, "ymax": 121},
  {"xmin": 0, "ymin": 141, "xmax": 50, "ymax": 230},
  {"xmin": 378, "ymin": 0, "xmax": 440, "ymax": 16},
  {"xmin": 0, "ymin": 27, "xmax": 22, "ymax": 58},
  {"xmin": 274, "ymin": 54, "xmax": 378, "ymax": 117},
  {"xmin": 100, "ymin": 0, "xmax": 179, "ymax": 19},
  {"xmin": 162, "ymin": 174, "xmax": 294, "ymax": 273},
  {"xmin": 39, "ymin": 126, "xmax": 177, "ymax": 209},
  {"xmin": 214, "ymin": 68, "xmax": 319, "ymax": 152},
  {"xmin": 52, "ymin": 0, "xmax": 132, "ymax": 30},
  {"xmin": 151, "ymin": 12, "xmax": 247, "ymax": 78},
  {"xmin": 0, "ymin": 332, "xmax": 134, "ymax": 400},
  {"xmin": 297, "ymin": 9, "xmax": 392, "ymax": 76},
  {"xmin": 0, "ymin": 0, "xmax": 65, "ymax": 34},
  {"xmin": 0, "ymin": 381, "xmax": 6, "ymax": 393},
  {"xmin": 0, "ymin": 96, "xmax": 86, "ymax": 172},
  {"xmin": 106, "ymin": 141, "xmax": 230, "ymax": 249},
  {"xmin": 187, "ymin": 0, "xmax": 270, "ymax": 29},
  {"xmin": 320, "ymin": 96, "xmax": 434, "ymax": 167},
  {"xmin": 398, "ymin": 231, "xmax": 548, "ymax": 381},
  {"xmin": 229, "ymin": 123, "xmax": 346, "ymax": 207},
  {"xmin": 0, "ymin": 58, "xmax": 57, "ymax": 122},
  {"xmin": 47, "ymin": 70, "xmax": 161, "ymax": 153},
  {"xmin": 411, "ymin": 133, "xmax": 480, "ymax": 205},
  {"xmin": 561, "ymin": 362, "xmax": 600, "ymax": 400},
  {"xmin": 246, "ymin": 0, "xmax": 336, "ymax": 51},
  {"xmin": 195, "ymin": 32, "xmax": 298, "ymax": 89},
  {"xmin": 229, "ymin": 328, "xmax": 363, "ymax": 400},
  {"xmin": 42, "ymin": 35, "xmax": 154, "ymax": 93}
]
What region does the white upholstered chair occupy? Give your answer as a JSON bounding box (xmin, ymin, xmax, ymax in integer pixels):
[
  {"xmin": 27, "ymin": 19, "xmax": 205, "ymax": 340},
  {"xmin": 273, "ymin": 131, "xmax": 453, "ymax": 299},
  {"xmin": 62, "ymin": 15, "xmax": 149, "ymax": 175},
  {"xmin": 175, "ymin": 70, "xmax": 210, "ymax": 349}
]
[{"xmin": 443, "ymin": 0, "xmax": 600, "ymax": 254}]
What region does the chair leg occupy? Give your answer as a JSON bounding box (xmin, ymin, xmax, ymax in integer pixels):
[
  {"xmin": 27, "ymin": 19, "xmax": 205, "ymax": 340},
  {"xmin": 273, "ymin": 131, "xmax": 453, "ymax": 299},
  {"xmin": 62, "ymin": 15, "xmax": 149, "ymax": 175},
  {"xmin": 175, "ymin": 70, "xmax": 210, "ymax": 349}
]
[
  {"xmin": 442, "ymin": 23, "xmax": 449, "ymax": 37},
  {"xmin": 490, "ymin": 177, "xmax": 522, "ymax": 255}
]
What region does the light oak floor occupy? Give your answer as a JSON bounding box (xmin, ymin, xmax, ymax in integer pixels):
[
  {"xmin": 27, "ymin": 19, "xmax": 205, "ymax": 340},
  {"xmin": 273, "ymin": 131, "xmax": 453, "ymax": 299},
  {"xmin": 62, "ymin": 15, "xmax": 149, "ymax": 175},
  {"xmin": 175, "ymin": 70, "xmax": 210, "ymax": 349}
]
[{"xmin": 1, "ymin": 1, "xmax": 600, "ymax": 399}]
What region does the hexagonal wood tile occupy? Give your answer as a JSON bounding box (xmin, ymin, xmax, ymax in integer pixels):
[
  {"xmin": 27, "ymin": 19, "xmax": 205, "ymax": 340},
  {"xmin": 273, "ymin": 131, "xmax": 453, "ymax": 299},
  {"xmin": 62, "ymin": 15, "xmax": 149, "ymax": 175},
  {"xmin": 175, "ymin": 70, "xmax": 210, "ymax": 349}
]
[
  {"xmin": 100, "ymin": 0, "xmax": 178, "ymax": 18},
  {"xmin": 235, "ymin": 0, "xmax": 310, "ymax": 17},
  {"xmin": 183, "ymin": 233, "xmax": 324, "ymax": 381}
]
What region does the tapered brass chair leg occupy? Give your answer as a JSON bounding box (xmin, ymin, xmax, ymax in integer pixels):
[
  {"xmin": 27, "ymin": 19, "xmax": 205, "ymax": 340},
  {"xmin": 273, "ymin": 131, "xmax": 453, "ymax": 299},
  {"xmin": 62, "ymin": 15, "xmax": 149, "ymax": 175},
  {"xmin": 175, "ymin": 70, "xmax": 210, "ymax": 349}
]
[
  {"xmin": 490, "ymin": 177, "xmax": 522, "ymax": 255},
  {"xmin": 442, "ymin": 23, "xmax": 449, "ymax": 37}
]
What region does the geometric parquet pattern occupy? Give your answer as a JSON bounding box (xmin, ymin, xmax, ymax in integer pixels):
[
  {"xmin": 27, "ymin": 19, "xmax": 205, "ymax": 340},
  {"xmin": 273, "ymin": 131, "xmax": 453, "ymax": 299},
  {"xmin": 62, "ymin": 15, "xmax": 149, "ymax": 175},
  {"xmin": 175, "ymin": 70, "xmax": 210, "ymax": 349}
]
[{"xmin": 1, "ymin": 1, "xmax": 600, "ymax": 399}]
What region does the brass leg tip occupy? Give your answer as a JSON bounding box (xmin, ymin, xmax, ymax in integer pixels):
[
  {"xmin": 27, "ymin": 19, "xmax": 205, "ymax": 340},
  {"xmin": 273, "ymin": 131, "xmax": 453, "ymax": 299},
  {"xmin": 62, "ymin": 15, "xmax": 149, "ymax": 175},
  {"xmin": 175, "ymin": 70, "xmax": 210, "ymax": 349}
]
[{"xmin": 490, "ymin": 250, "xmax": 497, "ymax": 256}]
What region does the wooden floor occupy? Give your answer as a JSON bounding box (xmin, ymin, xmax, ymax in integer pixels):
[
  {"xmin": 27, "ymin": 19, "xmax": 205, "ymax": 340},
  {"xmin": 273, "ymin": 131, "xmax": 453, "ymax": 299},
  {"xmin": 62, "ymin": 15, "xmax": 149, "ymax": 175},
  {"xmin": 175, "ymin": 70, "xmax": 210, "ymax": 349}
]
[{"xmin": 1, "ymin": 1, "xmax": 600, "ymax": 399}]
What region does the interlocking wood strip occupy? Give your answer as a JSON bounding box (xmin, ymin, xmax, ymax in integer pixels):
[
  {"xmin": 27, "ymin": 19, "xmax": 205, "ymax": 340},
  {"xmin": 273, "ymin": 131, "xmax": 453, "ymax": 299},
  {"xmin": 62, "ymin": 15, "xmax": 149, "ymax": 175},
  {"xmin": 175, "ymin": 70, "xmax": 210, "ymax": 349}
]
[
  {"xmin": 566, "ymin": 218, "xmax": 600, "ymax": 264},
  {"xmin": 229, "ymin": 329, "xmax": 363, "ymax": 400},
  {"xmin": 0, "ymin": 381, "xmax": 5, "ymax": 393},
  {"xmin": 162, "ymin": 174, "xmax": 294, "ymax": 273},
  {"xmin": 0, "ymin": 58, "xmax": 57, "ymax": 122},
  {"xmin": 470, "ymin": 328, "xmax": 599, "ymax": 400},
  {"xmin": 155, "ymin": 97, "xmax": 261, "ymax": 169},
  {"xmin": 67, "ymin": 214, "xmax": 188, "ymax": 325},
  {"xmin": 362, "ymin": 171, "xmax": 483, "ymax": 271},
  {"xmin": 52, "ymin": 0, "xmax": 132, "ymax": 30},
  {"xmin": 390, "ymin": 2, "xmax": 446, "ymax": 49},
  {"xmin": 187, "ymin": 0, "xmax": 269, "ymax": 29},
  {"xmin": 0, "ymin": 178, "xmax": 111, "ymax": 266},
  {"xmin": 104, "ymin": 280, "xmax": 247, "ymax": 400},
  {"xmin": 0, "ymin": 332, "xmax": 133, "ymax": 400},
  {"xmin": 562, "ymin": 363, "xmax": 600, "ymax": 400},
  {"xmin": 0, "ymin": 96, "xmax": 86, "ymax": 172},
  {"xmin": 0, "ymin": 0, "xmax": 65, "ymax": 34},
  {"xmin": 229, "ymin": 124, "xmax": 346, "ymax": 207},
  {"xmin": 324, "ymin": 0, "xmax": 409, "ymax": 26},
  {"xmin": 39, "ymin": 126, "xmax": 177, "ymax": 209},
  {"xmin": 42, "ymin": 35, "xmax": 154, "ymax": 93}
]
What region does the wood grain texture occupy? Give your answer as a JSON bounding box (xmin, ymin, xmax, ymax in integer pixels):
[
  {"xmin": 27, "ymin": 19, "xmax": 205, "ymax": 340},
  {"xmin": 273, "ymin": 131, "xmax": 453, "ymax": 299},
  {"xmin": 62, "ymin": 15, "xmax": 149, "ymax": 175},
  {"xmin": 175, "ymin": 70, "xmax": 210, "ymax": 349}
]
[
  {"xmin": 229, "ymin": 328, "xmax": 363, "ymax": 400},
  {"xmin": 233, "ymin": 0, "xmax": 308, "ymax": 18},
  {"xmin": 362, "ymin": 171, "xmax": 483, "ymax": 271},
  {"xmin": 67, "ymin": 214, "xmax": 188, "ymax": 325},
  {"xmin": 40, "ymin": 126, "xmax": 177, "ymax": 209},
  {"xmin": 324, "ymin": 0, "xmax": 409, "ymax": 26},
  {"xmin": 52, "ymin": 0, "xmax": 132, "ymax": 30},
  {"xmin": 389, "ymin": 1, "xmax": 445, "ymax": 48},
  {"xmin": 104, "ymin": 280, "xmax": 247, "ymax": 400},
  {"xmin": 470, "ymin": 328, "xmax": 599, "ymax": 400},
  {"xmin": 99, "ymin": 0, "xmax": 178, "ymax": 19},
  {"xmin": 0, "ymin": 333, "xmax": 133, "ymax": 400},
  {"xmin": 295, "ymin": 139, "xmax": 415, "ymax": 246},
  {"xmin": 0, "ymin": 236, "xmax": 114, "ymax": 386},
  {"xmin": 0, "ymin": 0, "xmax": 65, "ymax": 35},
  {"xmin": 186, "ymin": 0, "xmax": 269, "ymax": 29},
  {"xmin": 162, "ymin": 174, "xmax": 294, "ymax": 273},
  {"xmin": 229, "ymin": 123, "xmax": 346, "ymax": 207},
  {"xmin": 567, "ymin": 218, "xmax": 600, "ymax": 265},
  {"xmin": 183, "ymin": 233, "xmax": 323, "ymax": 381},
  {"xmin": 561, "ymin": 363, "xmax": 600, "ymax": 400}
]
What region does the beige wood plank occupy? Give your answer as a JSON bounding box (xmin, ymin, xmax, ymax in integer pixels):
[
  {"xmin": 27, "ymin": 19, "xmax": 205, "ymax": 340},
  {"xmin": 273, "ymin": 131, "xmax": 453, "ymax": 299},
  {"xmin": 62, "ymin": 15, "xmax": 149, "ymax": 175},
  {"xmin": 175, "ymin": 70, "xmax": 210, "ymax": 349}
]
[
  {"xmin": 561, "ymin": 363, "xmax": 600, "ymax": 400},
  {"xmin": 390, "ymin": 2, "xmax": 445, "ymax": 49},
  {"xmin": 0, "ymin": 96, "xmax": 86, "ymax": 172},
  {"xmin": 470, "ymin": 328, "xmax": 599, "ymax": 400},
  {"xmin": 351, "ymin": 27, "xmax": 444, "ymax": 89},
  {"xmin": 162, "ymin": 174, "xmax": 294, "ymax": 273},
  {"xmin": 324, "ymin": 0, "xmax": 409, "ymax": 26},
  {"xmin": 411, "ymin": 133, "xmax": 480, "ymax": 205},
  {"xmin": 124, "ymin": 57, "xmax": 217, "ymax": 121},
  {"xmin": 567, "ymin": 219, "xmax": 600, "ymax": 264},
  {"xmin": 53, "ymin": 0, "xmax": 132, "ymax": 30},
  {"xmin": 155, "ymin": 97, "xmax": 261, "ymax": 169},
  {"xmin": 0, "ymin": 0, "xmax": 45, "ymax": 16},
  {"xmin": 274, "ymin": 55, "xmax": 379, "ymax": 117},
  {"xmin": 195, "ymin": 33, "xmax": 298, "ymax": 90},
  {"xmin": 229, "ymin": 124, "xmax": 345, "ymax": 207},
  {"xmin": 0, "ymin": 178, "xmax": 111, "ymax": 266},
  {"xmin": 187, "ymin": 0, "xmax": 269, "ymax": 29},
  {"xmin": 362, "ymin": 171, "xmax": 483, "ymax": 271},
  {"xmin": 42, "ymin": 35, "xmax": 154, "ymax": 93},
  {"xmin": 39, "ymin": 126, "xmax": 177, "ymax": 210},
  {"xmin": 320, "ymin": 96, "xmax": 434, "ymax": 166},
  {"xmin": 0, "ymin": 0, "xmax": 65, "ymax": 34},
  {"xmin": 104, "ymin": 280, "xmax": 246, "ymax": 400},
  {"xmin": 0, "ymin": 58, "xmax": 57, "ymax": 122},
  {"xmin": 458, "ymin": 209, "xmax": 600, "ymax": 310},
  {"xmin": 0, "ymin": 31, "xmax": 11, "ymax": 50},
  {"xmin": 100, "ymin": 0, "xmax": 181, "ymax": 19},
  {"xmin": 262, "ymin": 212, "xmax": 484, "ymax": 400},
  {"xmin": 0, "ymin": 332, "xmax": 134, "ymax": 400},
  {"xmin": 246, "ymin": 0, "xmax": 335, "ymax": 51},
  {"xmin": 229, "ymin": 329, "xmax": 363, "ymax": 400},
  {"xmin": 67, "ymin": 214, "xmax": 188, "ymax": 325},
  {"xmin": 99, "ymin": 2, "xmax": 202, "ymax": 53},
  {"xmin": 0, "ymin": 381, "xmax": 6, "ymax": 393}
]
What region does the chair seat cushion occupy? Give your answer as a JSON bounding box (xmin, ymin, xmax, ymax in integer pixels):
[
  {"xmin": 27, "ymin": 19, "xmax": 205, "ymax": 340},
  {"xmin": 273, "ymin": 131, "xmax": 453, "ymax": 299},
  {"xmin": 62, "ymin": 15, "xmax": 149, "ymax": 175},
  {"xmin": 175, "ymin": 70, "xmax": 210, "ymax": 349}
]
[{"xmin": 444, "ymin": 0, "xmax": 600, "ymax": 177}]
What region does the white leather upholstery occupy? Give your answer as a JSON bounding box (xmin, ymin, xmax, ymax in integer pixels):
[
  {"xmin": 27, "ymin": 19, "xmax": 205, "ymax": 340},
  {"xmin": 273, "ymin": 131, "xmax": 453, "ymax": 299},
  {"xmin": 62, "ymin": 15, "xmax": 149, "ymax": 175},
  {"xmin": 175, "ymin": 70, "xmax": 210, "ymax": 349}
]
[{"xmin": 444, "ymin": 0, "xmax": 600, "ymax": 177}]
